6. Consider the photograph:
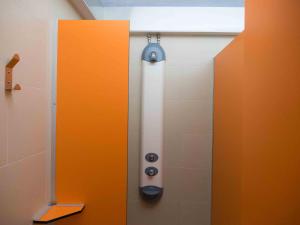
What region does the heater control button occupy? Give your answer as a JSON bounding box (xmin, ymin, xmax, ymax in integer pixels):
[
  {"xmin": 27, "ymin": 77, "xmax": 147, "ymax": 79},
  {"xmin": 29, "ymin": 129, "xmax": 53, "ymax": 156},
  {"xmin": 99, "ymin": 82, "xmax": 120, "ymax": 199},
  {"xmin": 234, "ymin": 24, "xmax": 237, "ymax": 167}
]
[
  {"xmin": 145, "ymin": 153, "xmax": 159, "ymax": 162},
  {"xmin": 145, "ymin": 167, "xmax": 158, "ymax": 176}
]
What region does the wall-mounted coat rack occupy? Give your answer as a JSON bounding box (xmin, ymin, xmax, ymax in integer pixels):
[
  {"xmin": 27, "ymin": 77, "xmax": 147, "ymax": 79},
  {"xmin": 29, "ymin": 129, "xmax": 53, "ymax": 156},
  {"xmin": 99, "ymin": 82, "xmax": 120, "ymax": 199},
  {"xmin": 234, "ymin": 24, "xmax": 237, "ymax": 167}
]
[{"xmin": 5, "ymin": 54, "xmax": 21, "ymax": 91}]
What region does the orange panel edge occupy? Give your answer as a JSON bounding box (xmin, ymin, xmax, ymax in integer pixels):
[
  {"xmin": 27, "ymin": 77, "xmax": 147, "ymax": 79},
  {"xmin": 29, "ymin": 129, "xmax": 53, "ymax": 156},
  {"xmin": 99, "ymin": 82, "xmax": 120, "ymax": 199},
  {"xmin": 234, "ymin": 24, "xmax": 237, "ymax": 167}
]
[
  {"xmin": 33, "ymin": 204, "xmax": 85, "ymax": 224},
  {"xmin": 56, "ymin": 20, "xmax": 129, "ymax": 225}
]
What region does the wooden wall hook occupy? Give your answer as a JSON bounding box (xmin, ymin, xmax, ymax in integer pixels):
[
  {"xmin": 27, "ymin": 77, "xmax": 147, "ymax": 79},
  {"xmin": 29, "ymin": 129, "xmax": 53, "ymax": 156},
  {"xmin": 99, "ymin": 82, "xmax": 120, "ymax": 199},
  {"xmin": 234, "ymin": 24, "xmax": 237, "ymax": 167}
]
[{"xmin": 5, "ymin": 54, "xmax": 20, "ymax": 91}]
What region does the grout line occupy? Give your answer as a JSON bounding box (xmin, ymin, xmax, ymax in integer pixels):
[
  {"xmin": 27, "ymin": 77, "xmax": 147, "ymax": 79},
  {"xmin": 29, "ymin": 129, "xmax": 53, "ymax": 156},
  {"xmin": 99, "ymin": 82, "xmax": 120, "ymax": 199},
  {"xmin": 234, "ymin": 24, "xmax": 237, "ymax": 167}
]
[
  {"xmin": 0, "ymin": 150, "xmax": 45, "ymax": 169},
  {"xmin": 5, "ymin": 89, "xmax": 8, "ymax": 166},
  {"xmin": 164, "ymin": 165, "xmax": 211, "ymax": 171}
]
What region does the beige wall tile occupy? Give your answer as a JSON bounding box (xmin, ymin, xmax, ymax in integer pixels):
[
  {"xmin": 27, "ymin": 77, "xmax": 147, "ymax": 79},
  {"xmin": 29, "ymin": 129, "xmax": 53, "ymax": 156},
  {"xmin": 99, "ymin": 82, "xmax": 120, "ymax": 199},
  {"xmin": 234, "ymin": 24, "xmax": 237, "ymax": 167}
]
[
  {"xmin": 163, "ymin": 167, "xmax": 211, "ymax": 204},
  {"xmin": 163, "ymin": 167, "xmax": 182, "ymax": 200},
  {"xmin": 0, "ymin": 153, "xmax": 47, "ymax": 225},
  {"xmin": 0, "ymin": 1, "xmax": 80, "ymax": 224},
  {"xmin": 179, "ymin": 168, "xmax": 211, "ymax": 203},
  {"xmin": 0, "ymin": 83, "xmax": 7, "ymax": 166},
  {"xmin": 163, "ymin": 101, "xmax": 182, "ymax": 167},
  {"xmin": 128, "ymin": 34, "xmax": 233, "ymax": 225},
  {"xmin": 181, "ymin": 133, "xmax": 212, "ymax": 169},
  {"xmin": 128, "ymin": 95, "xmax": 141, "ymax": 133},
  {"xmin": 127, "ymin": 164, "xmax": 140, "ymax": 201},
  {"xmin": 7, "ymin": 87, "xmax": 47, "ymax": 162},
  {"xmin": 8, "ymin": 22, "xmax": 48, "ymax": 89},
  {"xmin": 179, "ymin": 201, "xmax": 211, "ymax": 225},
  {"xmin": 128, "ymin": 131, "xmax": 141, "ymax": 169},
  {"xmin": 0, "ymin": 19, "xmax": 48, "ymax": 89},
  {"xmin": 127, "ymin": 199, "xmax": 180, "ymax": 225},
  {"xmin": 165, "ymin": 100, "xmax": 212, "ymax": 134}
]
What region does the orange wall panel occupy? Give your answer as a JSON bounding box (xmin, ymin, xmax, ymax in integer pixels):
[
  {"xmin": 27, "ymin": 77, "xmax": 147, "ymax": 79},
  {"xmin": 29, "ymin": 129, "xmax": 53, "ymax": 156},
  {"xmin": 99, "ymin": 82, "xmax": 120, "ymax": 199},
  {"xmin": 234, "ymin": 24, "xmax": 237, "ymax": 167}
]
[
  {"xmin": 56, "ymin": 20, "xmax": 129, "ymax": 225},
  {"xmin": 213, "ymin": 0, "xmax": 300, "ymax": 224}
]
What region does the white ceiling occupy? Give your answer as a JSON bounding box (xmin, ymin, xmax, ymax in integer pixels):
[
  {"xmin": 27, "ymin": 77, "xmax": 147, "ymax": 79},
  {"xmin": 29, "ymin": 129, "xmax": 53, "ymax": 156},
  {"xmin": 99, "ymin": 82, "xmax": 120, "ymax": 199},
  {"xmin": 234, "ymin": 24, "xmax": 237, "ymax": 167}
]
[{"xmin": 85, "ymin": 0, "xmax": 244, "ymax": 7}]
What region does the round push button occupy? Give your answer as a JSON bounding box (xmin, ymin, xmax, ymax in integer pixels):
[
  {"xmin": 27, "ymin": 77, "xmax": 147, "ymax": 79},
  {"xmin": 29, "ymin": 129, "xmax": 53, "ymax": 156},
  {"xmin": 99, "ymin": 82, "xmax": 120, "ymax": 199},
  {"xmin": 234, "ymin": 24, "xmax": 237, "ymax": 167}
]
[
  {"xmin": 145, "ymin": 153, "xmax": 159, "ymax": 162},
  {"xmin": 145, "ymin": 167, "xmax": 158, "ymax": 176}
]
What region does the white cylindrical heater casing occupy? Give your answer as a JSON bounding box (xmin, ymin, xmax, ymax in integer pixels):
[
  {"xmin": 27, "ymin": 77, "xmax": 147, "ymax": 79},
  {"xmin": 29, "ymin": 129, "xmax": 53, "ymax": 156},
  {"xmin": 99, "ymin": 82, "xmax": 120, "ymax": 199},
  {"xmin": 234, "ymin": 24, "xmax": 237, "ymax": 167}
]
[
  {"xmin": 140, "ymin": 41, "xmax": 166, "ymax": 200},
  {"xmin": 141, "ymin": 61, "xmax": 164, "ymax": 185}
]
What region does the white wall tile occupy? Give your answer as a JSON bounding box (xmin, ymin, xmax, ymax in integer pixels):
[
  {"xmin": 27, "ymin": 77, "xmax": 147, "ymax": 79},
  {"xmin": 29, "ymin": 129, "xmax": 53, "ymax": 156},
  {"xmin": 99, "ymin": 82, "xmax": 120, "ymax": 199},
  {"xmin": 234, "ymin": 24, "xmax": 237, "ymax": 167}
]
[
  {"xmin": 92, "ymin": 7, "xmax": 244, "ymax": 33},
  {"xmin": 90, "ymin": 1, "xmax": 244, "ymax": 7}
]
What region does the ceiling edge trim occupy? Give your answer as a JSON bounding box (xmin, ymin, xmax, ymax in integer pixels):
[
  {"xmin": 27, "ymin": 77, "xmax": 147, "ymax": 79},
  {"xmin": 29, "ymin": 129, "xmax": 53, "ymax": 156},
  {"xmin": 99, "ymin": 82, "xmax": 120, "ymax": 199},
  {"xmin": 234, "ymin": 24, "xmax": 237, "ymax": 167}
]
[{"xmin": 68, "ymin": 0, "xmax": 96, "ymax": 19}]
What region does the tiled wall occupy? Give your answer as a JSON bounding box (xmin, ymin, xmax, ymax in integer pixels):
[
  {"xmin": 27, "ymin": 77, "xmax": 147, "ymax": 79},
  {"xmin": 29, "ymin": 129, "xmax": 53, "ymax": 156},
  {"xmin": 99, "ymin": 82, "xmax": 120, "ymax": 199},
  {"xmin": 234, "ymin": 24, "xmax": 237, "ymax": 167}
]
[
  {"xmin": 128, "ymin": 34, "xmax": 233, "ymax": 225},
  {"xmin": 0, "ymin": 1, "xmax": 80, "ymax": 225}
]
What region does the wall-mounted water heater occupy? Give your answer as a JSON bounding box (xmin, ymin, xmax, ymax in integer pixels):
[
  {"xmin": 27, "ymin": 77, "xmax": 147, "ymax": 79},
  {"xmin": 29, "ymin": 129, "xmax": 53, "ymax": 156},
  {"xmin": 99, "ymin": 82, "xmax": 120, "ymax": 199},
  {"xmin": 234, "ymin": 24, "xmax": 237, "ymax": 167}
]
[{"xmin": 140, "ymin": 34, "xmax": 166, "ymax": 200}]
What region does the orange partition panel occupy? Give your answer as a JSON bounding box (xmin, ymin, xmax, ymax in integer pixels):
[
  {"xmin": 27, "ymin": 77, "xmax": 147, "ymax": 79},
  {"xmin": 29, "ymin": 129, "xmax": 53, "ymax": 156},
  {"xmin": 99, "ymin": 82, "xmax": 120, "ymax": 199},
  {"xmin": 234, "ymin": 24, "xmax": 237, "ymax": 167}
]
[
  {"xmin": 213, "ymin": 1, "xmax": 300, "ymax": 225},
  {"xmin": 212, "ymin": 34, "xmax": 245, "ymax": 225},
  {"xmin": 56, "ymin": 20, "xmax": 129, "ymax": 225}
]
